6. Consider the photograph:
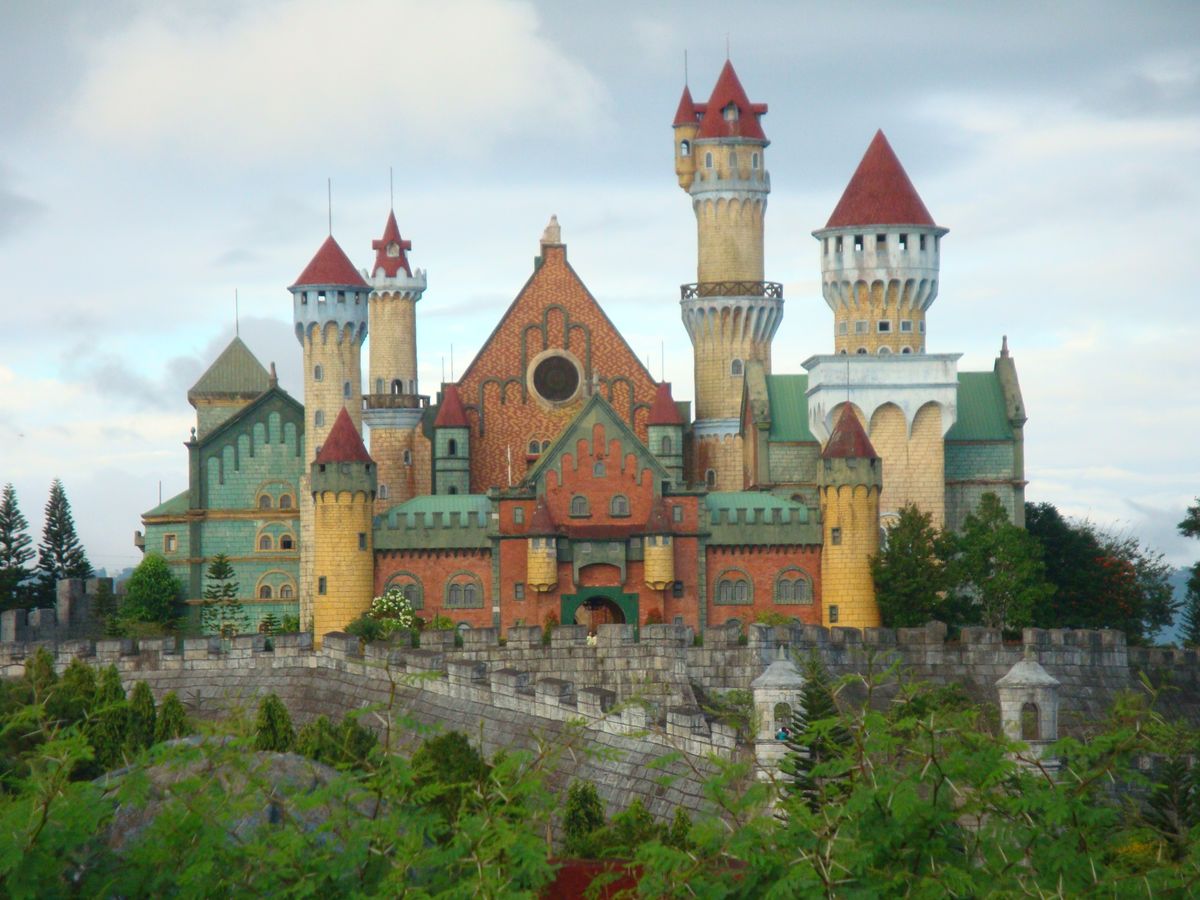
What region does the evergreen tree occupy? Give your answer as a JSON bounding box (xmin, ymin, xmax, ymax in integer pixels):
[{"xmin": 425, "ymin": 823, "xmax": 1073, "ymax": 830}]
[
  {"xmin": 0, "ymin": 483, "xmax": 35, "ymax": 611},
  {"xmin": 258, "ymin": 612, "xmax": 280, "ymax": 635},
  {"xmin": 126, "ymin": 681, "xmax": 157, "ymax": 753},
  {"xmin": 665, "ymin": 807, "xmax": 693, "ymax": 851},
  {"xmin": 86, "ymin": 665, "xmax": 129, "ymax": 771},
  {"xmin": 1180, "ymin": 499, "xmax": 1200, "ymax": 646},
  {"xmin": 155, "ymin": 691, "xmax": 191, "ymax": 742},
  {"xmin": 35, "ymin": 478, "xmax": 92, "ymax": 605},
  {"xmin": 120, "ymin": 554, "xmax": 181, "ymax": 626},
  {"xmin": 48, "ymin": 657, "xmax": 97, "ymax": 726},
  {"xmin": 200, "ymin": 553, "xmax": 246, "ymax": 637},
  {"xmin": 254, "ymin": 693, "xmax": 294, "ymax": 752},
  {"xmin": 870, "ymin": 503, "xmax": 950, "ymax": 627},
  {"xmin": 945, "ymin": 493, "xmax": 1053, "ymax": 630},
  {"xmin": 562, "ymin": 781, "xmax": 606, "ymax": 857},
  {"xmin": 783, "ymin": 654, "xmax": 849, "ymax": 812}
]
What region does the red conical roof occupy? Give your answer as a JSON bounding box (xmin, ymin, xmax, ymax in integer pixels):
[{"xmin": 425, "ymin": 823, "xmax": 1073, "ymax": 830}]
[
  {"xmin": 528, "ymin": 498, "xmax": 557, "ymax": 536},
  {"xmin": 696, "ymin": 60, "xmax": 767, "ymax": 141},
  {"xmin": 292, "ymin": 235, "xmax": 369, "ymax": 288},
  {"xmin": 315, "ymin": 408, "xmax": 372, "ymax": 464},
  {"xmin": 647, "ymin": 382, "xmax": 684, "ymax": 426},
  {"xmin": 821, "ymin": 405, "xmax": 878, "ymax": 460},
  {"xmin": 673, "ymin": 85, "xmax": 700, "ymax": 126},
  {"xmin": 433, "ymin": 384, "xmax": 469, "ymax": 428},
  {"xmin": 646, "ymin": 498, "xmax": 672, "ymax": 533},
  {"xmin": 371, "ymin": 210, "xmax": 413, "ymax": 278},
  {"xmin": 825, "ymin": 130, "xmax": 936, "ymax": 228}
]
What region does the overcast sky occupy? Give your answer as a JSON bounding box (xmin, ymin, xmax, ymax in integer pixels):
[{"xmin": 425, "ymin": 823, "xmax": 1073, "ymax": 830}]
[{"xmin": 1, "ymin": 0, "xmax": 1198, "ymax": 575}]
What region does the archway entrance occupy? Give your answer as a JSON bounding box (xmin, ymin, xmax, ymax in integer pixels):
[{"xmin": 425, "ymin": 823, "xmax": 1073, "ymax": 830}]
[
  {"xmin": 574, "ymin": 597, "xmax": 625, "ymax": 630},
  {"xmin": 561, "ymin": 588, "xmax": 639, "ymax": 632}
]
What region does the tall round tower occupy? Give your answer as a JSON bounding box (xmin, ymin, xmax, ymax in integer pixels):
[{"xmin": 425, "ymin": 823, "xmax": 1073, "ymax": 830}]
[
  {"xmin": 290, "ymin": 234, "xmax": 370, "ymax": 621},
  {"xmin": 365, "ymin": 211, "xmax": 429, "ymax": 512},
  {"xmin": 812, "ymin": 131, "xmax": 948, "ymax": 356},
  {"xmin": 818, "ymin": 404, "xmax": 883, "ymax": 630},
  {"xmin": 674, "ymin": 61, "xmax": 782, "ymax": 489},
  {"xmin": 310, "ymin": 409, "xmax": 376, "ymax": 646}
]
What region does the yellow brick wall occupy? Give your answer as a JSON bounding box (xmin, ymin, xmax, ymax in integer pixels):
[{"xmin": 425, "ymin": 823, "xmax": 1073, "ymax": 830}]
[
  {"xmin": 832, "ymin": 281, "xmax": 927, "ymax": 355},
  {"xmin": 696, "ymin": 196, "xmax": 765, "ymax": 284},
  {"xmin": 303, "ymin": 322, "xmax": 363, "ymax": 455},
  {"xmin": 370, "ymin": 426, "xmax": 429, "ymax": 515},
  {"xmin": 368, "ymin": 293, "xmax": 417, "ymax": 392},
  {"xmin": 695, "ymin": 433, "xmax": 745, "ymax": 491},
  {"xmin": 643, "ymin": 537, "xmax": 674, "ymax": 590},
  {"xmin": 867, "ymin": 401, "xmax": 945, "ymax": 527},
  {"xmin": 819, "ymin": 483, "xmax": 881, "ymax": 629},
  {"xmin": 312, "ymin": 489, "xmax": 375, "ymax": 646},
  {"xmin": 692, "ymin": 322, "xmax": 771, "ymax": 421},
  {"xmin": 298, "ymin": 473, "xmax": 314, "ymax": 629},
  {"xmin": 526, "ymin": 540, "xmax": 557, "ymax": 592}
]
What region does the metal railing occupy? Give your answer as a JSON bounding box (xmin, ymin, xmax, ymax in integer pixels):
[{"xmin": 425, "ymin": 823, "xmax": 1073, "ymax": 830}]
[{"xmin": 680, "ymin": 281, "xmax": 784, "ymax": 300}]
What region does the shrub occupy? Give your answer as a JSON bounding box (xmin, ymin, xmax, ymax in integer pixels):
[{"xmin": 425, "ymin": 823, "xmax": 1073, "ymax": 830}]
[
  {"xmin": 412, "ymin": 731, "xmax": 489, "ymax": 822},
  {"xmin": 752, "ymin": 611, "xmax": 794, "ymax": 627},
  {"xmin": 253, "ymin": 693, "xmax": 294, "ymax": 752},
  {"xmin": 49, "ymin": 657, "xmax": 96, "ymax": 725},
  {"xmin": 86, "ymin": 665, "xmax": 129, "ymax": 771},
  {"xmin": 345, "ymin": 614, "xmax": 385, "ymax": 644},
  {"xmin": 562, "ymin": 781, "xmax": 606, "ymax": 857},
  {"xmin": 296, "ymin": 714, "xmax": 378, "ymax": 769},
  {"xmin": 126, "ymin": 681, "xmax": 157, "ymax": 753},
  {"xmin": 427, "ymin": 614, "xmax": 455, "ymax": 631},
  {"xmin": 155, "ymin": 691, "xmax": 190, "ymax": 742},
  {"xmin": 280, "ymin": 614, "xmax": 301, "ymax": 633},
  {"xmin": 258, "ymin": 613, "xmax": 280, "ymax": 635},
  {"xmin": 368, "ymin": 588, "xmax": 416, "ymax": 636},
  {"xmin": 120, "ymin": 554, "xmax": 181, "ymax": 625}
]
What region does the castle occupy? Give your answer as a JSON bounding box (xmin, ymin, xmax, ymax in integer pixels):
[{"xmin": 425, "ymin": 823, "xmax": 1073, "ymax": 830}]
[{"xmin": 136, "ymin": 61, "xmax": 1026, "ymax": 639}]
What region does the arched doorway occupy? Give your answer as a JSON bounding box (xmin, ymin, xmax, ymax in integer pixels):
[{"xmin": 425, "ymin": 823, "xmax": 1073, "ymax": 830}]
[
  {"xmin": 560, "ymin": 588, "xmax": 638, "ymax": 632},
  {"xmin": 574, "ymin": 596, "xmax": 626, "ymax": 630}
]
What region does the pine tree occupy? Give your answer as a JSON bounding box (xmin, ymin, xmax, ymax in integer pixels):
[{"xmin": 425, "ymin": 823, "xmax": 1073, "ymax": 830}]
[
  {"xmin": 562, "ymin": 781, "xmax": 606, "ymax": 857},
  {"xmin": 155, "ymin": 691, "xmax": 191, "ymax": 742},
  {"xmin": 784, "ymin": 654, "xmax": 849, "ymax": 812},
  {"xmin": 200, "ymin": 553, "xmax": 246, "ymax": 637},
  {"xmin": 86, "ymin": 665, "xmax": 129, "ymax": 771},
  {"xmin": 258, "ymin": 612, "xmax": 280, "ymax": 635},
  {"xmin": 126, "ymin": 681, "xmax": 157, "ymax": 753},
  {"xmin": 35, "ymin": 479, "xmax": 92, "ymax": 605},
  {"xmin": 870, "ymin": 503, "xmax": 949, "ymax": 627},
  {"xmin": 1181, "ymin": 500, "xmax": 1200, "ymax": 647},
  {"xmin": 254, "ymin": 693, "xmax": 294, "ymax": 752},
  {"xmin": 0, "ymin": 483, "xmax": 35, "ymax": 611}
]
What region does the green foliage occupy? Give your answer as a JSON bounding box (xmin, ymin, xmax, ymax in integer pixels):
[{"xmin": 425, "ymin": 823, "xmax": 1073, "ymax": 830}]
[
  {"xmin": 607, "ymin": 799, "xmax": 662, "ymax": 854},
  {"xmin": 945, "ymin": 492, "xmax": 1053, "ymax": 629},
  {"xmin": 344, "ymin": 613, "xmax": 385, "ymax": 643},
  {"xmin": 126, "ymin": 681, "xmax": 156, "ymax": 754},
  {"xmin": 427, "ymin": 614, "xmax": 456, "ymax": 631},
  {"xmin": 1180, "ymin": 499, "xmax": 1200, "ymax": 647},
  {"xmin": 280, "ymin": 613, "xmax": 301, "ymax": 633},
  {"xmin": 253, "ymin": 693, "xmax": 294, "ymax": 752},
  {"xmin": 411, "ymin": 731, "xmax": 489, "ymax": 822},
  {"xmin": 34, "ymin": 478, "xmax": 92, "ymax": 605},
  {"xmin": 871, "ymin": 503, "xmax": 952, "ymax": 627},
  {"xmin": 296, "ymin": 714, "xmax": 378, "ymax": 769},
  {"xmin": 120, "ymin": 554, "xmax": 181, "ymax": 626},
  {"xmin": 257, "ymin": 612, "xmax": 280, "ymax": 635},
  {"xmin": 783, "ymin": 654, "xmax": 850, "ymax": 811},
  {"xmin": 700, "ymin": 688, "xmax": 755, "ymax": 743},
  {"xmin": 665, "ymin": 807, "xmax": 693, "ymax": 851},
  {"xmin": 368, "ymin": 587, "xmax": 416, "ymax": 636},
  {"xmin": 85, "ymin": 666, "xmax": 129, "ymax": 772},
  {"xmin": 751, "ymin": 610, "xmax": 794, "ymax": 627},
  {"xmin": 562, "ymin": 780, "xmax": 606, "ymax": 857},
  {"xmin": 154, "ymin": 692, "xmax": 190, "ymax": 743},
  {"xmin": 0, "ymin": 483, "xmax": 34, "ymax": 612},
  {"xmin": 48, "ymin": 657, "xmax": 96, "ymax": 726},
  {"xmin": 200, "ymin": 553, "xmax": 246, "ymax": 637}
]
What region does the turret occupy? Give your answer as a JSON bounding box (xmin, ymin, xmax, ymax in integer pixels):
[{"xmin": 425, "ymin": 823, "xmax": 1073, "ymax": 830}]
[
  {"xmin": 186, "ymin": 336, "xmax": 271, "ymax": 439},
  {"xmin": 289, "ymin": 234, "xmax": 370, "ymax": 456},
  {"xmin": 818, "ymin": 404, "xmax": 882, "ymax": 629},
  {"xmin": 813, "ymin": 131, "xmax": 948, "ymax": 356},
  {"xmin": 364, "ymin": 211, "xmax": 429, "ymax": 511},
  {"xmin": 676, "ymin": 61, "xmax": 782, "ymax": 490},
  {"xmin": 432, "ymin": 384, "xmax": 470, "ymax": 495},
  {"xmin": 643, "ymin": 499, "xmax": 675, "ymax": 592},
  {"xmin": 310, "ymin": 409, "xmax": 376, "ymax": 645},
  {"xmin": 647, "ymin": 382, "xmax": 684, "ymax": 484},
  {"xmin": 525, "ymin": 498, "xmax": 558, "ymax": 593}
]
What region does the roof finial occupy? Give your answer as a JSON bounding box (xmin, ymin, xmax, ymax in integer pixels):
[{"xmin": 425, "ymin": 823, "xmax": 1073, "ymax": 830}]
[
  {"xmin": 541, "ymin": 214, "xmax": 561, "ymax": 246},
  {"xmin": 1001, "ymin": 334, "xmax": 1010, "ymax": 358},
  {"xmin": 327, "ymin": 177, "xmax": 332, "ymax": 235},
  {"xmin": 269, "ymin": 361, "xmax": 278, "ymax": 387}
]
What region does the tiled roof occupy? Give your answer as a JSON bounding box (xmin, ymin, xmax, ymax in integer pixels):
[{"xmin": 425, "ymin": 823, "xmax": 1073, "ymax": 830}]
[
  {"xmin": 946, "ymin": 372, "xmax": 1015, "ymax": 441},
  {"xmin": 315, "ymin": 408, "xmax": 372, "ymax": 464},
  {"xmin": 291, "ymin": 235, "xmax": 368, "ymax": 288},
  {"xmin": 672, "ymin": 85, "xmax": 701, "ymax": 126},
  {"xmin": 188, "ymin": 336, "xmax": 270, "ymax": 399},
  {"xmin": 647, "ymin": 382, "xmax": 684, "ymax": 426},
  {"xmin": 143, "ymin": 489, "xmax": 189, "ymax": 518},
  {"xmin": 433, "ymin": 384, "xmax": 469, "ymax": 428},
  {"xmin": 371, "ymin": 210, "xmax": 413, "ymax": 278},
  {"xmin": 821, "ymin": 404, "xmax": 878, "ymax": 460},
  {"xmin": 528, "ymin": 498, "xmax": 558, "ymax": 535},
  {"xmin": 696, "ymin": 60, "xmax": 767, "ymax": 141},
  {"xmin": 825, "ymin": 130, "xmax": 936, "ymax": 228}
]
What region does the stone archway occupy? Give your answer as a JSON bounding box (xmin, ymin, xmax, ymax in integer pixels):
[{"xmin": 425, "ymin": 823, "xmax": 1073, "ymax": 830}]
[
  {"xmin": 561, "ymin": 588, "xmax": 639, "ymax": 631},
  {"xmin": 574, "ymin": 597, "xmax": 626, "ymax": 630}
]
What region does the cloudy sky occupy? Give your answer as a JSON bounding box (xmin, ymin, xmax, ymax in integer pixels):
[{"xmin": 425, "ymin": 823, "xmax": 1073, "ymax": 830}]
[{"xmin": 1, "ymin": 0, "xmax": 1198, "ymax": 576}]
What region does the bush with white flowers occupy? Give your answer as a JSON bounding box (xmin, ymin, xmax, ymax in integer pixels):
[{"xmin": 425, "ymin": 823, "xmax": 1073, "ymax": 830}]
[{"xmin": 368, "ymin": 587, "xmax": 416, "ymax": 635}]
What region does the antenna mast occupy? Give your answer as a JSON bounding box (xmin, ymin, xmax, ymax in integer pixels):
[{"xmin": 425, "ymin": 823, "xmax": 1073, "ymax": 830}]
[{"xmin": 327, "ymin": 178, "xmax": 332, "ymax": 234}]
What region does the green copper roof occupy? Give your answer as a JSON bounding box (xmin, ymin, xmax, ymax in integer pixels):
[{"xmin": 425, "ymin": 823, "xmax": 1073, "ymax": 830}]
[
  {"xmin": 705, "ymin": 491, "xmax": 809, "ymax": 519},
  {"xmin": 765, "ymin": 375, "xmax": 817, "ymax": 442},
  {"xmin": 946, "ymin": 372, "xmax": 1014, "ymax": 441},
  {"xmin": 188, "ymin": 337, "xmax": 271, "ymax": 400},
  {"xmin": 144, "ymin": 489, "xmax": 189, "ymax": 518}
]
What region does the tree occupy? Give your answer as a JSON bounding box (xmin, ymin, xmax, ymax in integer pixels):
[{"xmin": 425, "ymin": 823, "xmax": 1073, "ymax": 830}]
[
  {"xmin": 296, "ymin": 714, "xmax": 378, "ymax": 769},
  {"xmin": 411, "ymin": 731, "xmax": 489, "ymax": 821},
  {"xmin": 200, "ymin": 554, "xmax": 245, "ymax": 637},
  {"xmin": 126, "ymin": 681, "xmax": 157, "ymax": 753},
  {"xmin": 1181, "ymin": 499, "xmax": 1200, "ymax": 647},
  {"xmin": 945, "ymin": 493, "xmax": 1053, "ymax": 630},
  {"xmin": 254, "ymin": 693, "xmax": 294, "ymax": 752},
  {"xmin": 562, "ymin": 781, "xmax": 606, "ymax": 857},
  {"xmin": 155, "ymin": 692, "xmax": 191, "ymax": 743},
  {"xmin": 783, "ymin": 654, "xmax": 849, "ymax": 811},
  {"xmin": 34, "ymin": 479, "xmax": 92, "ymax": 605},
  {"xmin": 120, "ymin": 554, "xmax": 181, "ymax": 626},
  {"xmin": 870, "ymin": 503, "xmax": 950, "ymax": 627},
  {"xmin": 86, "ymin": 665, "xmax": 129, "ymax": 771},
  {"xmin": 0, "ymin": 483, "xmax": 35, "ymax": 611}
]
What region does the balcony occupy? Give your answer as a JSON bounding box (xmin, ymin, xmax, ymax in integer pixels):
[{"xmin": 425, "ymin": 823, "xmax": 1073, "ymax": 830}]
[
  {"xmin": 680, "ymin": 281, "xmax": 783, "ymax": 300},
  {"xmin": 363, "ymin": 393, "xmax": 428, "ymax": 410}
]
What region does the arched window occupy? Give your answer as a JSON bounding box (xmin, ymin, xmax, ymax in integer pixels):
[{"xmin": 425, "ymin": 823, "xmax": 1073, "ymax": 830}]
[
  {"xmin": 314, "ymin": 410, "xmax": 325, "ymax": 427},
  {"xmin": 718, "ymin": 581, "xmax": 733, "ymax": 603},
  {"xmin": 259, "ymin": 585, "xmax": 272, "ymax": 599},
  {"xmin": 878, "ymin": 347, "xmax": 892, "ymax": 355},
  {"xmin": 379, "ymin": 484, "xmax": 389, "ymax": 499},
  {"xmin": 258, "ymin": 534, "xmax": 273, "ymax": 551},
  {"xmin": 735, "ymin": 581, "xmax": 749, "ymax": 603},
  {"xmin": 1021, "ymin": 702, "xmax": 1040, "ymax": 741},
  {"xmin": 541, "ymin": 440, "xmax": 550, "ymax": 452},
  {"xmin": 463, "ymin": 583, "xmax": 476, "ymax": 606},
  {"xmin": 391, "ymin": 379, "xmax": 402, "ymax": 395},
  {"xmin": 593, "ymin": 461, "xmax": 605, "ymax": 477},
  {"xmin": 570, "ymin": 495, "xmax": 589, "ymax": 517},
  {"xmin": 855, "ymin": 348, "xmax": 868, "ymax": 355},
  {"xmin": 447, "ymin": 438, "xmax": 457, "ymax": 456},
  {"xmin": 258, "ymin": 495, "xmax": 272, "ymax": 509},
  {"xmin": 376, "ymin": 378, "xmax": 384, "ymax": 394},
  {"xmin": 716, "ymin": 574, "xmax": 751, "ymax": 605},
  {"xmin": 313, "ymin": 365, "xmax": 323, "ymax": 381},
  {"xmin": 775, "ymin": 571, "xmax": 812, "ymax": 605},
  {"xmin": 680, "ymin": 140, "xmax": 690, "ymax": 157},
  {"xmin": 705, "ymin": 469, "xmax": 716, "ymax": 488},
  {"xmin": 704, "ymin": 151, "xmax": 713, "ymax": 169},
  {"xmin": 450, "ymin": 584, "xmax": 462, "ymax": 606},
  {"xmin": 610, "ymin": 494, "xmax": 630, "ymax": 517},
  {"xmin": 730, "ymin": 359, "xmax": 743, "ymax": 376},
  {"xmin": 661, "ymin": 435, "xmax": 673, "ymax": 455},
  {"xmin": 279, "ymin": 494, "xmax": 292, "ymax": 510},
  {"xmin": 280, "ymin": 535, "xmax": 294, "ymax": 551},
  {"xmin": 774, "ymin": 702, "xmax": 792, "ymax": 731},
  {"xmin": 900, "ymin": 346, "xmax": 913, "ymax": 355},
  {"xmin": 529, "ymin": 439, "xmax": 540, "ymax": 455},
  {"xmin": 279, "ymin": 584, "xmax": 294, "ymax": 599}
]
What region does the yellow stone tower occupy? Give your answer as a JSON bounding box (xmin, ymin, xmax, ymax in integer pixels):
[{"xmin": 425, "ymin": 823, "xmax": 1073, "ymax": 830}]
[
  {"xmin": 818, "ymin": 404, "xmax": 882, "ymax": 629},
  {"xmin": 310, "ymin": 408, "xmax": 376, "ymax": 645},
  {"xmin": 674, "ymin": 61, "xmax": 782, "ymax": 489},
  {"xmin": 289, "ymin": 235, "xmax": 370, "ymax": 624},
  {"xmin": 365, "ymin": 211, "xmax": 430, "ymax": 514}
]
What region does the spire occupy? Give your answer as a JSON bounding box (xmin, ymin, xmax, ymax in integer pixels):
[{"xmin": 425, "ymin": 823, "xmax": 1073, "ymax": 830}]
[
  {"xmin": 1001, "ymin": 335, "xmax": 1010, "ymax": 358},
  {"xmin": 315, "ymin": 408, "xmax": 372, "ymax": 464},
  {"xmin": 433, "ymin": 384, "xmax": 469, "ymax": 428},
  {"xmin": 646, "ymin": 498, "xmax": 672, "ymax": 533},
  {"xmin": 696, "ymin": 60, "xmax": 767, "ymax": 141},
  {"xmin": 291, "ymin": 235, "xmax": 368, "ymax": 288},
  {"xmin": 825, "ymin": 130, "xmax": 936, "ymax": 229},
  {"xmin": 647, "ymin": 382, "xmax": 684, "ymax": 426},
  {"xmin": 821, "ymin": 404, "xmax": 878, "ymax": 460},
  {"xmin": 673, "ymin": 85, "xmax": 700, "ymax": 126},
  {"xmin": 371, "ymin": 210, "xmax": 413, "ymax": 278}
]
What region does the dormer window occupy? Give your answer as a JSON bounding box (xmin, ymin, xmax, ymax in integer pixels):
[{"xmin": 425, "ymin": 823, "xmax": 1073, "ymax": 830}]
[
  {"xmin": 680, "ymin": 140, "xmax": 691, "ymax": 157},
  {"xmin": 387, "ymin": 242, "xmax": 400, "ymax": 258},
  {"xmin": 723, "ymin": 103, "xmax": 738, "ymax": 122}
]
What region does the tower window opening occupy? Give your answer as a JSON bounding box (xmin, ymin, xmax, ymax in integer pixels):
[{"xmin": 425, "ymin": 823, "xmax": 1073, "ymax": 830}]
[
  {"xmin": 919, "ymin": 234, "xmax": 927, "ymax": 251},
  {"xmin": 281, "ymin": 535, "xmax": 294, "ymax": 550},
  {"xmin": 704, "ymin": 152, "xmax": 713, "ymax": 169},
  {"xmin": 1021, "ymin": 702, "xmax": 1040, "ymax": 740},
  {"xmin": 343, "ymin": 381, "xmax": 352, "ymax": 398},
  {"xmin": 163, "ymin": 534, "xmax": 177, "ymax": 553},
  {"xmin": 854, "ymin": 235, "xmax": 864, "ymax": 252},
  {"xmin": 375, "ymin": 378, "xmax": 384, "ymax": 393},
  {"xmin": 838, "ymin": 321, "xmax": 848, "ymax": 335},
  {"xmin": 935, "ymin": 235, "xmax": 940, "ymax": 251},
  {"xmin": 901, "ymin": 346, "xmax": 913, "ymax": 354},
  {"xmin": 705, "ymin": 469, "xmax": 716, "ymax": 488},
  {"xmin": 752, "ymin": 152, "xmax": 759, "ymax": 170},
  {"xmin": 919, "ymin": 321, "xmax": 926, "ymax": 334},
  {"xmin": 447, "ymin": 486, "xmax": 458, "ymax": 495},
  {"xmin": 528, "ymin": 439, "xmax": 540, "ymax": 455},
  {"xmin": 835, "ymin": 236, "xmax": 843, "ymax": 253},
  {"xmin": 723, "ymin": 103, "xmax": 738, "ymax": 122},
  {"xmin": 831, "ymin": 527, "xmax": 842, "ymax": 545},
  {"xmin": 856, "ymin": 348, "xmax": 867, "ymax": 355},
  {"xmin": 260, "ymin": 585, "xmax": 272, "ymax": 599},
  {"xmin": 877, "ymin": 320, "xmax": 891, "ymax": 333},
  {"xmin": 259, "ymin": 495, "xmax": 273, "ymax": 510},
  {"xmin": 899, "ymin": 233, "xmax": 908, "ymax": 250},
  {"xmin": 824, "ymin": 238, "xmax": 829, "ymax": 256},
  {"xmin": 314, "ymin": 410, "xmax": 324, "ymax": 427},
  {"xmin": 878, "ymin": 347, "xmax": 892, "ymax": 355},
  {"xmin": 379, "ymin": 484, "xmax": 389, "ymax": 499},
  {"xmin": 828, "ymin": 605, "xmax": 839, "ymax": 623},
  {"xmin": 313, "ymin": 365, "xmax": 323, "ymax": 382},
  {"xmin": 729, "ymin": 151, "xmax": 738, "ymax": 169},
  {"xmin": 900, "ymin": 319, "xmax": 913, "ymax": 333},
  {"xmin": 447, "ymin": 438, "xmax": 457, "ymax": 456},
  {"xmin": 876, "ymin": 234, "xmax": 887, "ymax": 250},
  {"xmin": 855, "ymin": 320, "xmax": 868, "ymax": 334},
  {"xmin": 391, "ymin": 379, "xmax": 402, "ymax": 395},
  {"xmin": 402, "ymin": 450, "xmax": 412, "ymax": 465},
  {"xmin": 661, "ymin": 435, "xmax": 673, "ymax": 454},
  {"xmin": 730, "ymin": 358, "xmax": 744, "ymax": 376},
  {"xmin": 513, "ymin": 506, "xmax": 524, "ymax": 524},
  {"xmin": 593, "ymin": 461, "xmax": 606, "ymax": 477},
  {"xmin": 317, "ymin": 291, "xmax": 327, "ymax": 302},
  {"xmin": 680, "ymin": 140, "xmax": 691, "ymax": 157},
  {"xmin": 318, "ymin": 576, "xmax": 327, "ymax": 595},
  {"xmin": 358, "ymin": 532, "xmax": 367, "ymax": 550},
  {"xmin": 337, "ymin": 291, "xmax": 346, "ymax": 304}
]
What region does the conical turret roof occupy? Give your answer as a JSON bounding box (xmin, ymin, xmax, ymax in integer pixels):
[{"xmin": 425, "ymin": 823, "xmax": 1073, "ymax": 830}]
[
  {"xmin": 315, "ymin": 408, "xmax": 372, "ymax": 464},
  {"xmin": 821, "ymin": 404, "xmax": 878, "ymax": 460},
  {"xmin": 291, "ymin": 235, "xmax": 368, "ymax": 288},
  {"xmin": 188, "ymin": 336, "xmax": 270, "ymax": 401},
  {"xmin": 646, "ymin": 498, "xmax": 672, "ymax": 533},
  {"xmin": 371, "ymin": 210, "xmax": 413, "ymax": 278},
  {"xmin": 696, "ymin": 60, "xmax": 767, "ymax": 141},
  {"xmin": 825, "ymin": 130, "xmax": 936, "ymax": 228},
  {"xmin": 433, "ymin": 384, "xmax": 469, "ymax": 428},
  {"xmin": 673, "ymin": 85, "xmax": 701, "ymax": 126},
  {"xmin": 647, "ymin": 383, "xmax": 684, "ymax": 426},
  {"xmin": 528, "ymin": 497, "xmax": 558, "ymax": 536}
]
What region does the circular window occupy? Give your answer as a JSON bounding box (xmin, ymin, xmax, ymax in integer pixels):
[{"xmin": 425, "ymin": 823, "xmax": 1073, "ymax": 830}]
[{"xmin": 531, "ymin": 353, "xmax": 580, "ymax": 404}]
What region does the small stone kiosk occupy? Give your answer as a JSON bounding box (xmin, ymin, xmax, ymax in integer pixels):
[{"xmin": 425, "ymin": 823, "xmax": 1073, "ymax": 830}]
[
  {"xmin": 751, "ymin": 647, "xmax": 806, "ymax": 779},
  {"xmin": 996, "ymin": 647, "xmax": 1061, "ymax": 769}
]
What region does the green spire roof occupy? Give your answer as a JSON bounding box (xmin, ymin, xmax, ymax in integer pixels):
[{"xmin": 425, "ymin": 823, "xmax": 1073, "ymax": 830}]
[{"xmin": 188, "ymin": 337, "xmax": 271, "ymax": 403}]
